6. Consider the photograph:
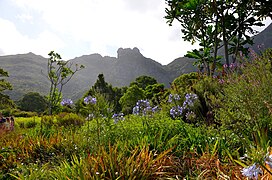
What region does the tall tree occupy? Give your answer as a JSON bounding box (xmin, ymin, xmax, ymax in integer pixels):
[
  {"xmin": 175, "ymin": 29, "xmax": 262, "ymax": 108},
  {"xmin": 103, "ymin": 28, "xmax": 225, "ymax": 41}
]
[
  {"xmin": 85, "ymin": 74, "xmax": 124, "ymax": 113},
  {"xmin": 0, "ymin": 67, "xmax": 14, "ymax": 109},
  {"xmin": 18, "ymin": 92, "xmax": 47, "ymax": 113},
  {"xmin": 165, "ymin": 0, "xmax": 271, "ymax": 75},
  {"xmin": 46, "ymin": 51, "xmax": 84, "ymax": 115}
]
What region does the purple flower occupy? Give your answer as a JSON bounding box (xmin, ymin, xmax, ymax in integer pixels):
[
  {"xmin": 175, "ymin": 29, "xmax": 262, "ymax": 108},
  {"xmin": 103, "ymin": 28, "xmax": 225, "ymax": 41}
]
[
  {"xmin": 218, "ymin": 79, "xmax": 225, "ymax": 84},
  {"xmin": 133, "ymin": 99, "xmax": 160, "ymax": 116},
  {"xmin": 230, "ymin": 63, "xmax": 236, "ymax": 69},
  {"xmin": 241, "ymin": 163, "xmax": 262, "ymax": 180},
  {"xmin": 249, "ymin": 48, "xmax": 258, "ymax": 60},
  {"xmin": 168, "ymin": 94, "xmax": 181, "ymax": 103},
  {"xmin": 84, "ymin": 96, "xmax": 97, "ymax": 104},
  {"xmin": 61, "ymin": 98, "xmax": 73, "ymax": 106},
  {"xmin": 223, "ymin": 64, "xmax": 228, "ymax": 68},
  {"xmin": 112, "ymin": 113, "xmax": 124, "ymax": 124},
  {"xmin": 170, "ymin": 105, "xmax": 183, "ymax": 119},
  {"xmin": 183, "ymin": 93, "xmax": 198, "ymax": 108},
  {"xmin": 152, "ymin": 106, "xmax": 160, "ymax": 113}
]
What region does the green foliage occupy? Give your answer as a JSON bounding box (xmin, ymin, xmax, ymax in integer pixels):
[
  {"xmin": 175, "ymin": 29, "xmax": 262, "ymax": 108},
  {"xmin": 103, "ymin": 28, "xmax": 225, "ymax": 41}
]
[
  {"xmin": 0, "ymin": 67, "xmax": 14, "ymax": 109},
  {"xmin": 56, "ymin": 113, "xmax": 84, "ymax": 128},
  {"xmin": 41, "ymin": 115, "xmax": 54, "ymax": 129},
  {"xmin": 119, "ymin": 84, "xmax": 145, "ymax": 114},
  {"xmin": 46, "ymin": 51, "xmax": 84, "ymax": 115},
  {"xmin": 216, "ymin": 48, "xmax": 272, "ymax": 135},
  {"xmin": 18, "ymin": 92, "xmax": 47, "ymax": 114},
  {"xmin": 130, "ymin": 75, "xmax": 157, "ymax": 90},
  {"xmin": 84, "ymin": 74, "xmax": 124, "ymax": 113},
  {"xmin": 172, "ymin": 72, "xmax": 198, "ymax": 93},
  {"xmin": 165, "ymin": 0, "xmax": 271, "ymax": 75},
  {"xmin": 145, "ymin": 83, "xmax": 166, "ymax": 105},
  {"xmin": 13, "ymin": 110, "xmax": 38, "ymax": 117},
  {"xmin": 25, "ymin": 120, "xmax": 38, "ymax": 129}
]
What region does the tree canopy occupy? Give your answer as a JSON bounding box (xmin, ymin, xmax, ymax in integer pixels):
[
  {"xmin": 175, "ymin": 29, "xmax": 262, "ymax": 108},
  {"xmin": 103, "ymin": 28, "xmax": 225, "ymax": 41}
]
[
  {"xmin": 18, "ymin": 92, "xmax": 47, "ymax": 113},
  {"xmin": 165, "ymin": 0, "xmax": 272, "ymax": 75}
]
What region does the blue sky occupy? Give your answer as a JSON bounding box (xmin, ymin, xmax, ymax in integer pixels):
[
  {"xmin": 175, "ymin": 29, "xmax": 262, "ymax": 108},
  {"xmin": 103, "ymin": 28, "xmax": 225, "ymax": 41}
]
[{"xmin": 0, "ymin": 0, "xmax": 271, "ymax": 65}]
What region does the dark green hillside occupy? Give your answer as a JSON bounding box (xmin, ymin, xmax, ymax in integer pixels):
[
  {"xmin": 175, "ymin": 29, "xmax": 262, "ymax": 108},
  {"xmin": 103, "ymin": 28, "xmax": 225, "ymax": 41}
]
[
  {"xmin": 1, "ymin": 48, "xmax": 176, "ymax": 101},
  {"xmin": 164, "ymin": 56, "xmax": 198, "ymax": 80},
  {"xmin": 1, "ymin": 53, "xmax": 49, "ymax": 100}
]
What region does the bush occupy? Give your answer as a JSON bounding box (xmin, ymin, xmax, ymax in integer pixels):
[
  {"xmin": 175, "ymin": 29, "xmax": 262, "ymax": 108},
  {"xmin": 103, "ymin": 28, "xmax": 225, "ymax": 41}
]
[
  {"xmin": 25, "ymin": 120, "xmax": 38, "ymax": 128},
  {"xmin": 13, "ymin": 110, "xmax": 38, "ymax": 117},
  {"xmin": 56, "ymin": 113, "xmax": 84, "ymax": 127},
  {"xmin": 215, "ymin": 48, "xmax": 272, "ymax": 135},
  {"xmin": 41, "ymin": 115, "xmax": 55, "ymax": 129}
]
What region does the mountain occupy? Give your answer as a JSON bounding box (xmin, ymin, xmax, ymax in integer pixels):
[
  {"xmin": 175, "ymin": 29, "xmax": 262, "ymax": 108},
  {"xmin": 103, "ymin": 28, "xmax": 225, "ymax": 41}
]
[
  {"xmin": 1, "ymin": 48, "xmax": 174, "ymax": 101},
  {"xmin": 164, "ymin": 22, "xmax": 272, "ymax": 75},
  {"xmin": 1, "ymin": 23, "xmax": 271, "ymax": 101},
  {"xmin": 250, "ymin": 22, "xmax": 272, "ymax": 52},
  {"xmin": 1, "ymin": 53, "xmax": 50, "ymax": 100},
  {"xmin": 163, "ymin": 57, "xmax": 198, "ymax": 80}
]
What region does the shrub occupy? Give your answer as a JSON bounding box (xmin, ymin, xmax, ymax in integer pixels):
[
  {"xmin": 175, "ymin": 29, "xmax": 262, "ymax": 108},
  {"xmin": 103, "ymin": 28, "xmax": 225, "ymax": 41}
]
[
  {"xmin": 25, "ymin": 120, "xmax": 38, "ymax": 128},
  {"xmin": 215, "ymin": 48, "xmax": 272, "ymax": 135},
  {"xmin": 41, "ymin": 115, "xmax": 54, "ymax": 129},
  {"xmin": 13, "ymin": 110, "xmax": 38, "ymax": 117},
  {"xmin": 56, "ymin": 113, "xmax": 84, "ymax": 127}
]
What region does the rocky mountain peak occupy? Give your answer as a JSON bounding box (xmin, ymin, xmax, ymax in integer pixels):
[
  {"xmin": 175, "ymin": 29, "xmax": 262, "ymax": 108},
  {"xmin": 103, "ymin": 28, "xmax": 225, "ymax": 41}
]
[{"xmin": 117, "ymin": 47, "xmax": 142, "ymax": 59}]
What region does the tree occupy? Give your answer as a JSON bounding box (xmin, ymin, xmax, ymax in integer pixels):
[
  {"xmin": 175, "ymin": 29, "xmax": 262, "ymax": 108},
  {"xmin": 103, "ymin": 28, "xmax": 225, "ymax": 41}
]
[
  {"xmin": 165, "ymin": 0, "xmax": 271, "ymax": 75},
  {"xmin": 145, "ymin": 83, "xmax": 165, "ymax": 105},
  {"xmin": 0, "ymin": 67, "xmax": 14, "ymax": 109},
  {"xmin": 46, "ymin": 51, "xmax": 84, "ymax": 115},
  {"xmin": 83, "ymin": 74, "xmax": 125, "ymax": 113},
  {"xmin": 19, "ymin": 92, "xmax": 47, "ymax": 113},
  {"xmin": 119, "ymin": 85, "xmax": 145, "ymax": 114},
  {"xmin": 130, "ymin": 75, "xmax": 157, "ymax": 90}
]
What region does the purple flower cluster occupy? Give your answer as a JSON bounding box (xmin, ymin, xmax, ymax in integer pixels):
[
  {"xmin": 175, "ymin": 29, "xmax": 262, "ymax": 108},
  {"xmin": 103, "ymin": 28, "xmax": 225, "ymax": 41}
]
[
  {"xmin": 183, "ymin": 93, "xmax": 198, "ymax": 108},
  {"xmin": 169, "ymin": 93, "xmax": 198, "ymax": 119},
  {"xmin": 168, "ymin": 94, "xmax": 181, "ymax": 103},
  {"xmin": 84, "ymin": 96, "xmax": 97, "ymax": 105},
  {"xmin": 61, "ymin": 98, "xmax": 73, "ymax": 106},
  {"xmin": 241, "ymin": 163, "xmax": 262, "ymax": 180},
  {"xmin": 112, "ymin": 113, "xmax": 124, "ymax": 124},
  {"xmin": 170, "ymin": 105, "xmax": 183, "ymax": 119},
  {"xmin": 133, "ymin": 100, "xmax": 160, "ymax": 116}
]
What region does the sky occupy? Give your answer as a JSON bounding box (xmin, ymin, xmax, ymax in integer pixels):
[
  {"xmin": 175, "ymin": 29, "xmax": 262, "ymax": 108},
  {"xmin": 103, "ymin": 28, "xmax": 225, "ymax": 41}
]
[{"xmin": 0, "ymin": 0, "xmax": 271, "ymax": 65}]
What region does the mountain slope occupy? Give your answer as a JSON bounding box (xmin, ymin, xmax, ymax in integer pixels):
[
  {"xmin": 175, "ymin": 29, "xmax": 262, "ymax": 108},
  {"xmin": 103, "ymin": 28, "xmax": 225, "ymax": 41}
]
[
  {"xmin": 1, "ymin": 48, "xmax": 173, "ymax": 101},
  {"xmin": 165, "ymin": 22, "xmax": 272, "ymax": 75},
  {"xmin": 1, "ymin": 53, "xmax": 50, "ymax": 100},
  {"xmin": 1, "ymin": 23, "xmax": 271, "ymax": 101}
]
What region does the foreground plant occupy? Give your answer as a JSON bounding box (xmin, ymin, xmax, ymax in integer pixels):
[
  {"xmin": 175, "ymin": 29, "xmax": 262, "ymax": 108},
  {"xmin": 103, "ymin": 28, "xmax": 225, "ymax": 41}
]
[{"xmin": 50, "ymin": 144, "xmax": 177, "ymax": 179}]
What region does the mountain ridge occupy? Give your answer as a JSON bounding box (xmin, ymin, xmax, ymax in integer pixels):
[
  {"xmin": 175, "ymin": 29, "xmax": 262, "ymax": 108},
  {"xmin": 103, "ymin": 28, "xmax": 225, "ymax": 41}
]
[{"xmin": 1, "ymin": 23, "xmax": 271, "ymax": 101}]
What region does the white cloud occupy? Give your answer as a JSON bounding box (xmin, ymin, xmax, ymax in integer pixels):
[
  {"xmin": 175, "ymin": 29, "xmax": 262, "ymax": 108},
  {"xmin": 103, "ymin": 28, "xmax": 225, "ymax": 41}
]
[
  {"xmin": 8, "ymin": 0, "xmax": 271, "ymax": 64},
  {"xmin": 16, "ymin": 13, "xmax": 33, "ymax": 23},
  {"xmin": 0, "ymin": 18, "xmax": 65, "ymax": 57},
  {"xmin": 5, "ymin": 0, "xmax": 202, "ymax": 64}
]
